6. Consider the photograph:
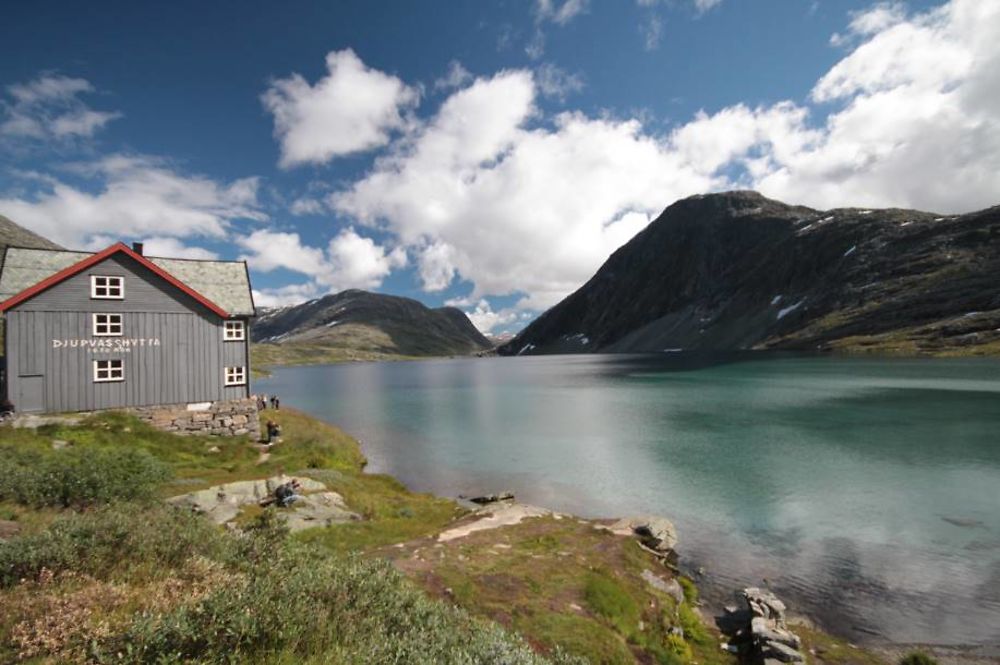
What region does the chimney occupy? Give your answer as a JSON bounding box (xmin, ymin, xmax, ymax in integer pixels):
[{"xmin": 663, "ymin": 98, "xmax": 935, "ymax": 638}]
[{"xmin": 132, "ymin": 242, "xmax": 144, "ymax": 256}]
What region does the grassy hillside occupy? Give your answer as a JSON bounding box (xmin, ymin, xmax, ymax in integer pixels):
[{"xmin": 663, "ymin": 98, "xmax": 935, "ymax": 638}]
[{"xmin": 0, "ymin": 411, "xmax": 896, "ymax": 664}]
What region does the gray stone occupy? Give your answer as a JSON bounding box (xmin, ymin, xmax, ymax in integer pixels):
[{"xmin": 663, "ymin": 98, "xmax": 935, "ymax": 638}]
[
  {"xmin": 762, "ymin": 640, "xmax": 804, "ymax": 663},
  {"xmin": 641, "ymin": 569, "xmax": 685, "ymax": 604},
  {"xmin": 751, "ymin": 617, "xmax": 801, "ymax": 648},
  {"xmin": 610, "ymin": 516, "xmax": 678, "ymax": 552}
]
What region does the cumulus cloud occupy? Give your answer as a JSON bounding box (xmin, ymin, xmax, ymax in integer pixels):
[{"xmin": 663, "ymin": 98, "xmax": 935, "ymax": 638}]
[
  {"xmin": 535, "ymin": 64, "xmax": 585, "ymax": 101},
  {"xmin": 333, "ymin": 69, "xmax": 714, "ymax": 309},
  {"xmin": 0, "ymin": 154, "xmax": 264, "ymax": 249},
  {"xmin": 1, "ymin": 74, "xmax": 121, "ymax": 141},
  {"xmin": 239, "ymin": 227, "xmax": 406, "ymax": 294},
  {"xmin": 290, "ymin": 197, "xmax": 324, "ymax": 215},
  {"xmin": 137, "ymin": 236, "xmax": 220, "ymax": 260},
  {"xmin": 463, "ymin": 299, "xmax": 520, "ymax": 334},
  {"xmin": 434, "ymin": 61, "xmax": 473, "ymax": 92},
  {"xmin": 252, "ymin": 282, "xmax": 321, "ymax": 308},
  {"xmin": 693, "ymin": 0, "xmax": 722, "ymax": 13},
  {"xmin": 262, "ymin": 49, "xmax": 419, "ymax": 167},
  {"xmin": 322, "ymin": 0, "xmax": 1000, "ymax": 315},
  {"xmin": 535, "ymin": 0, "xmax": 589, "ymax": 26}
]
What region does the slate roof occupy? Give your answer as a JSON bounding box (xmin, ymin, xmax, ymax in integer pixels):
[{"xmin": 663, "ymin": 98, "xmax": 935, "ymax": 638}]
[{"xmin": 0, "ymin": 246, "xmax": 255, "ymax": 316}]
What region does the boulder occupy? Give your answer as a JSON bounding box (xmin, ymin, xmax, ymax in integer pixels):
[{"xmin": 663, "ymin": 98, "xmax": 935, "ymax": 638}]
[
  {"xmin": 465, "ymin": 491, "xmax": 515, "ymax": 505},
  {"xmin": 641, "ymin": 569, "xmax": 685, "ymax": 604},
  {"xmin": 740, "ymin": 587, "xmax": 787, "ymax": 625},
  {"xmin": 751, "ymin": 616, "xmax": 802, "ymax": 648},
  {"xmin": 610, "ymin": 516, "xmax": 678, "ymax": 553},
  {"xmin": 762, "ymin": 640, "xmax": 804, "ymax": 663},
  {"xmin": 167, "ymin": 475, "xmax": 330, "ymax": 525},
  {"xmin": 282, "ymin": 492, "xmax": 360, "ymax": 532}
]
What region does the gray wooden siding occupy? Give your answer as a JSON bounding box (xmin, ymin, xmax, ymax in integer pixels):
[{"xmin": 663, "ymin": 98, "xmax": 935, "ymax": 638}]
[
  {"xmin": 15, "ymin": 254, "xmax": 209, "ymax": 314},
  {"xmin": 4, "ymin": 253, "xmax": 250, "ymax": 413}
]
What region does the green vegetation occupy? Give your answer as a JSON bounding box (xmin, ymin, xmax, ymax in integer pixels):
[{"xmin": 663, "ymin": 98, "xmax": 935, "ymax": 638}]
[
  {"xmin": 0, "ymin": 444, "xmax": 169, "ymax": 508},
  {"xmin": 899, "ymin": 652, "xmax": 939, "ymax": 665},
  {"xmin": 375, "ymin": 515, "xmax": 732, "ymax": 665},
  {"xmin": 1, "ymin": 408, "xmax": 834, "ymax": 664},
  {"xmin": 251, "ymin": 339, "xmax": 419, "ymax": 371},
  {"xmin": 0, "ymin": 412, "xmax": 583, "ymax": 663}
]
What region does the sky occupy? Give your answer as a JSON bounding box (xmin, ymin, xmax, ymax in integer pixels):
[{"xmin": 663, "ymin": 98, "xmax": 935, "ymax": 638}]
[{"xmin": 1, "ymin": 0, "xmax": 998, "ymax": 333}]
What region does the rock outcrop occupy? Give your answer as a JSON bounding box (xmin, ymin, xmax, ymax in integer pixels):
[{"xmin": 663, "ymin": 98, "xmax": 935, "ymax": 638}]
[
  {"xmin": 167, "ymin": 474, "xmax": 360, "ymax": 532},
  {"xmin": 718, "ymin": 587, "xmax": 805, "ymax": 663}
]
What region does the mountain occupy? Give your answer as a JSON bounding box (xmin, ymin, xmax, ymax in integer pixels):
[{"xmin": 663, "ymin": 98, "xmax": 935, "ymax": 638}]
[
  {"xmin": 252, "ymin": 289, "xmax": 492, "ymax": 358},
  {"xmin": 499, "ymin": 191, "xmax": 1000, "ymax": 357},
  {"xmin": 0, "ymin": 214, "xmax": 64, "ymax": 273}
]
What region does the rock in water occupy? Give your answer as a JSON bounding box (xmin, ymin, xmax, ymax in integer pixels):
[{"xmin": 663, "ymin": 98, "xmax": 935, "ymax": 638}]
[
  {"xmin": 466, "ymin": 491, "xmax": 515, "ymax": 505},
  {"xmin": 609, "ymin": 516, "xmax": 679, "ymax": 553}
]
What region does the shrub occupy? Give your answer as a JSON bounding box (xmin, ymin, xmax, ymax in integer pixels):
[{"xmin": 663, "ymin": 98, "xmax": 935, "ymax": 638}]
[
  {"xmin": 0, "ymin": 502, "xmax": 228, "ymax": 587},
  {"xmin": 0, "ymin": 445, "xmax": 170, "ymax": 508},
  {"xmin": 900, "ymin": 651, "xmax": 939, "ymax": 665},
  {"xmin": 98, "ymin": 525, "xmax": 582, "ymax": 665}
]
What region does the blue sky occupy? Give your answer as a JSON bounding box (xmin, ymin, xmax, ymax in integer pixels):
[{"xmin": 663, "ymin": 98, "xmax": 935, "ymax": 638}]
[{"xmin": 1, "ymin": 0, "xmax": 997, "ymax": 332}]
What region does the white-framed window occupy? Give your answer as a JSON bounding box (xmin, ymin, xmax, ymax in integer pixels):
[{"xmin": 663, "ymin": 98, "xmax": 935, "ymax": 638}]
[
  {"xmin": 224, "ymin": 320, "xmax": 245, "ymax": 341},
  {"xmin": 224, "ymin": 366, "xmax": 246, "ymax": 386},
  {"xmin": 93, "ymin": 359, "xmax": 124, "ymax": 382},
  {"xmin": 93, "ymin": 313, "xmax": 123, "ymax": 336},
  {"xmin": 91, "ymin": 275, "xmax": 124, "ymax": 299}
]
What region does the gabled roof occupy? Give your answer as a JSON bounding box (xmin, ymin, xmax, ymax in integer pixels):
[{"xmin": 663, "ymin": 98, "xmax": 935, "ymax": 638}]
[{"xmin": 0, "ymin": 243, "xmax": 255, "ymax": 317}]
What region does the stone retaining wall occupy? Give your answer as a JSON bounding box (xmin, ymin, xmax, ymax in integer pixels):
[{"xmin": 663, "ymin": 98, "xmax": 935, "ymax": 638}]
[{"xmin": 130, "ymin": 398, "xmax": 261, "ymax": 439}]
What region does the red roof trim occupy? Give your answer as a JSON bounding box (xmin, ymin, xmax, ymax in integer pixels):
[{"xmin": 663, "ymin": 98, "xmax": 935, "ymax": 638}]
[{"xmin": 0, "ymin": 242, "xmax": 230, "ymax": 317}]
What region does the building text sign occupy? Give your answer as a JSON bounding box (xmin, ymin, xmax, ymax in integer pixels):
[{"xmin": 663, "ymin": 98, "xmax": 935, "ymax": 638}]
[{"xmin": 52, "ymin": 338, "xmax": 162, "ymax": 354}]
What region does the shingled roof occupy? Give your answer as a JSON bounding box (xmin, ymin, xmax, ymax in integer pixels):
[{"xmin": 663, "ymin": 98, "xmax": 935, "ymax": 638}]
[{"xmin": 0, "ymin": 245, "xmax": 255, "ymax": 316}]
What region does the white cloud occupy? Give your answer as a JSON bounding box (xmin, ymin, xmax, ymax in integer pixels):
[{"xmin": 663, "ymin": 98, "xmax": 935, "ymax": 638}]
[
  {"xmin": 333, "ymin": 69, "xmax": 716, "ymax": 309},
  {"xmin": 693, "ymin": 0, "xmax": 722, "ymax": 13},
  {"xmin": 1, "ymin": 74, "xmax": 121, "ymax": 140},
  {"xmin": 138, "ymin": 236, "xmax": 220, "ymax": 260},
  {"xmin": 434, "ymin": 61, "xmax": 473, "ymax": 92},
  {"xmin": 756, "ymin": 0, "xmax": 1000, "ymax": 212},
  {"xmin": 464, "ymin": 299, "xmax": 520, "ymax": 334},
  {"xmin": 324, "ymin": 0, "xmax": 1000, "ymax": 313},
  {"xmin": 290, "ymin": 197, "xmax": 324, "ymax": 215},
  {"xmin": 0, "ymin": 154, "xmax": 264, "ymax": 249},
  {"xmin": 535, "ymin": 0, "xmax": 589, "ymax": 26},
  {"xmin": 535, "ymin": 64, "xmax": 584, "ymax": 100},
  {"xmin": 640, "ymin": 15, "xmax": 663, "ymax": 51},
  {"xmin": 239, "ymin": 227, "xmax": 406, "ymax": 296},
  {"xmin": 262, "ymin": 49, "xmax": 419, "ymax": 168},
  {"xmin": 252, "ymin": 282, "xmax": 321, "ymax": 308}
]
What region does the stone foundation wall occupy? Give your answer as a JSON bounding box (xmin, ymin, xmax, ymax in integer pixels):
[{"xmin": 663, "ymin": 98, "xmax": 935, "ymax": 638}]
[{"xmin": 130, "ymin": 398, "xmax": 261, "ymax": 439}]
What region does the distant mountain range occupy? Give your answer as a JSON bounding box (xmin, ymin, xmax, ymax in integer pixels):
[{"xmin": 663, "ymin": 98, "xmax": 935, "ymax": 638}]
[
  {"xmin": 252, "ymin": 289, "xmax": 492, "ymax": 358},
  {"xmin": 500, "ymin": 191, "xmax": 1000, "ymax": 357}
]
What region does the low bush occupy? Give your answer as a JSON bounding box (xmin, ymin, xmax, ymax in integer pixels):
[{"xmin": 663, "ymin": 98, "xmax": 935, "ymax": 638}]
[
  {"xmin": 900, "ymin": 651, "xmax": 939, "ymax": 665},
  {"xmin": 0, "ymin": 502, "xmax": 228, "ymax": 587},
  {"xmin": 0, "ymin": 444, "xmax": 170, "ymax": 508},
  {"xmin": 96, "ymin": 515, "xmax": 582, "ymax": 664}
]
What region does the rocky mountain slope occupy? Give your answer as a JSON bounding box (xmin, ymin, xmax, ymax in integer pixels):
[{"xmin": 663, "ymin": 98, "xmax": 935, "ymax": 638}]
[
  {"xmin": 500, "ymin": 191, "xmax": 1000, "ymax": 356},
  {"xmin": 252, "ymin": 289, "xmax": 491, "ymax": 358}
]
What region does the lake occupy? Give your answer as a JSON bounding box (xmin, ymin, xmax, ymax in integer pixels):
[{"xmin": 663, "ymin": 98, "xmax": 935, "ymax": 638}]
[{"xmin": 257, "ymin": 353, "xmax": 1000, "ymax": 645}]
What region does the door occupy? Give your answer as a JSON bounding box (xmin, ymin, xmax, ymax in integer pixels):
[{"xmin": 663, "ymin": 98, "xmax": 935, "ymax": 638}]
[{"xmin": 17, "ymin": 375, "xmax": 44, "ymax": 413}]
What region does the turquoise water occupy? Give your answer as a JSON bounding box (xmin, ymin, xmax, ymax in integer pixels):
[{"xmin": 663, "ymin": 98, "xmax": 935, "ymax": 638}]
[{"xmin": 257, "ymin": 353, "xmax": 1000, "ymax": 645}]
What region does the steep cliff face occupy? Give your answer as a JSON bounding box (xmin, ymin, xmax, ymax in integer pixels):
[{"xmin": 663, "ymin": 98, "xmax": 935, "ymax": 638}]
[
  {"xmin": 500, "ymin": 191, "xmax": 1000, "ymax": 356},
  {"xmin": 252, "ymin": 289, "xmax": 491, "ymax": 357}
]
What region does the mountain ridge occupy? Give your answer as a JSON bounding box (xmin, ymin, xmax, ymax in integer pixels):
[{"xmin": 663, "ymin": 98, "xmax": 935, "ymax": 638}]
[
  {"xmin": 500, "ymin": 191, "xmax": 1000, "ymax": 357},
  {"xmin": 252, "ymin": 289, "xmax": 492, "ymax": 358}
]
